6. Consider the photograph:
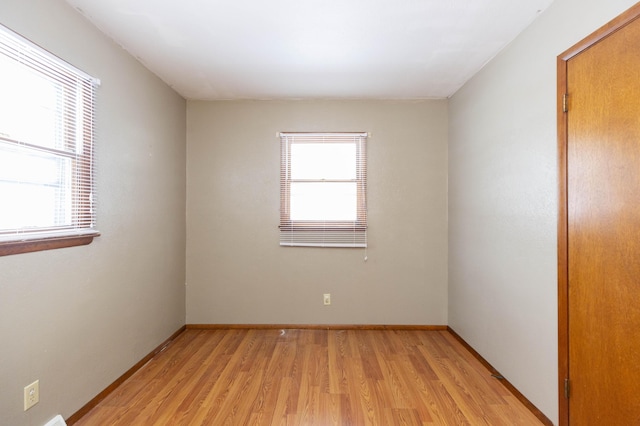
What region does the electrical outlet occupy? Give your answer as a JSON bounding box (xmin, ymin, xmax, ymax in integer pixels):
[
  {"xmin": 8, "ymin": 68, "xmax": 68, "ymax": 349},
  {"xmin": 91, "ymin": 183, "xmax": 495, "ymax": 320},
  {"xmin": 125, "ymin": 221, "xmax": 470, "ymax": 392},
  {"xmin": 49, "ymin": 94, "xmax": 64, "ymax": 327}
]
[
  {"xmin": 24, "ymin": 380, "xmax": 39, "ymax": 411},
  {"xmin": 323, "ymin": 293, "xmax": 331, "ymax": 305}
]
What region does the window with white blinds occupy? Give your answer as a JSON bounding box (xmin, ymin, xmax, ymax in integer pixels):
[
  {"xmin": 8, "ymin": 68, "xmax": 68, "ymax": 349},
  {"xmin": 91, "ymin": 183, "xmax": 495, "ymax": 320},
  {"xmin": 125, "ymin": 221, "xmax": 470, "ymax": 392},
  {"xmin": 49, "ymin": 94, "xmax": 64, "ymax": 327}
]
[
  {"xmin": 280, "ymin": 132, "xmax": 367, "ymax": 247},
  {"xmin": 0, "ymin": 24, "xmax": 99, "ymax": 245}
]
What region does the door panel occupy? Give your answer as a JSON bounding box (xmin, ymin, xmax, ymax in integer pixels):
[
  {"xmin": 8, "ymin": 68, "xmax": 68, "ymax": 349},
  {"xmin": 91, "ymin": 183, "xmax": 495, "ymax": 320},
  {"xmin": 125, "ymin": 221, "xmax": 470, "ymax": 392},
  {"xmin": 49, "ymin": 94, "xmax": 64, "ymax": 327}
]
[{"xmin": 566, "ymin": 15, "xmax": 640, "ymax": 425}]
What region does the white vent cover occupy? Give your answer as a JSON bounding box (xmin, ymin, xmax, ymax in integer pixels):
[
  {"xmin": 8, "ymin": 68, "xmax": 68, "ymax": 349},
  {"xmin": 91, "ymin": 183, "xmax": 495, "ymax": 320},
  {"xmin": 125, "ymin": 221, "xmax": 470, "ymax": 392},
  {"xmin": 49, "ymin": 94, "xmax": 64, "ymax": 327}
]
[{"xmin": 43, "ymin": 415, "xmax": 66, "ymax": 426}]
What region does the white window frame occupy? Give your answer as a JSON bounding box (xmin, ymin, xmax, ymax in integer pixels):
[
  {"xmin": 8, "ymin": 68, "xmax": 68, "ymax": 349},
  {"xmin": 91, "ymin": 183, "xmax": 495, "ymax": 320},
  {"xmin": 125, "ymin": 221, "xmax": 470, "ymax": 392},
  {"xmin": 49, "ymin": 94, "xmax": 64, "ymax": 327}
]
[
  {"xmin": 279, "ymin": 132, "xmax": 368, "ymax": 248},
  {"xmin": 0, "ymin": 24, "xmax": 99, "ymax": 256}
]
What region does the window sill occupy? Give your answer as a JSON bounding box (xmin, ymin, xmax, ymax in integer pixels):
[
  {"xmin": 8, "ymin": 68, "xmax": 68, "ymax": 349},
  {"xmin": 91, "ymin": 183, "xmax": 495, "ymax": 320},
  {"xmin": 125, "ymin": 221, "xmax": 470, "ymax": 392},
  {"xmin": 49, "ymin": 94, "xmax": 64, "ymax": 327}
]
[{"xmin": 0, "ymin": 231, "xmax": 100, "ymax": 256}]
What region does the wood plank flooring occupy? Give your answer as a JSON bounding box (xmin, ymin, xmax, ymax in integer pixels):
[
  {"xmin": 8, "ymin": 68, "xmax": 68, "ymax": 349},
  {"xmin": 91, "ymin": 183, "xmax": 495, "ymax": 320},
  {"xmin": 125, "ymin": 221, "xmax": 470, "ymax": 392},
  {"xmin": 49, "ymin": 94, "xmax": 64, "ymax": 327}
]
[{"xmin": 74, "ymin": 329, "xmax": 544, "ymax": 425}]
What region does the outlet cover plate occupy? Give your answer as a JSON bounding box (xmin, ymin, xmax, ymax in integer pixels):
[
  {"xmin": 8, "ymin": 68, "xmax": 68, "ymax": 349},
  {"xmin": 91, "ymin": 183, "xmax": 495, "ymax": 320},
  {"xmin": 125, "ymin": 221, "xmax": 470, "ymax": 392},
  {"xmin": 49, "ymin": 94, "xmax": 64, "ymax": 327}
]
[{"xmin": 24, "ymin": 380, "xmax": 39, "ymax": 411}]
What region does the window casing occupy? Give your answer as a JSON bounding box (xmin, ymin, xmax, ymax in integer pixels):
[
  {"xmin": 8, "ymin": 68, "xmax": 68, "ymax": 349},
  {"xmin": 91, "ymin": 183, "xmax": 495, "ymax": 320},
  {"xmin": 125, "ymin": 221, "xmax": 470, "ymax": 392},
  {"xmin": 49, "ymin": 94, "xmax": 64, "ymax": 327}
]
[
  {"xmin": 280, "ymin": 132, "xmax": 367, "ymax": 247},
  {"xmin": 0, "ymin": 24, "xmax": 99, "ymax": 256}
]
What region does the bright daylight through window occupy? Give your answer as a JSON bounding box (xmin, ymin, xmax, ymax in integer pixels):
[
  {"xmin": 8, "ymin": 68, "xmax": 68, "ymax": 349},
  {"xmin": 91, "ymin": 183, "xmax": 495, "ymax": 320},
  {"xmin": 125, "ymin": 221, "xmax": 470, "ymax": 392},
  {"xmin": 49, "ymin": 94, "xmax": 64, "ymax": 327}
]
[
  {"xmin": 0, "ymin": 24, "xmax": 99, "ymax": 255},
  {"xmin": 280, "ymin": 132, "xmax": 367, "ymax": 247}
]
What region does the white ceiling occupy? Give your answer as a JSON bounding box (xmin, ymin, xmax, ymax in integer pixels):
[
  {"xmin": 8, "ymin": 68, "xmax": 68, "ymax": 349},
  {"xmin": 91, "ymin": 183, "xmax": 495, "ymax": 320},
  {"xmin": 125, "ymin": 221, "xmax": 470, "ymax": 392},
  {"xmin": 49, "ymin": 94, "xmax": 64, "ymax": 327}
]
[{"xmin": 64, "ymin": 0, "xmax": 555, "ymax": 100}]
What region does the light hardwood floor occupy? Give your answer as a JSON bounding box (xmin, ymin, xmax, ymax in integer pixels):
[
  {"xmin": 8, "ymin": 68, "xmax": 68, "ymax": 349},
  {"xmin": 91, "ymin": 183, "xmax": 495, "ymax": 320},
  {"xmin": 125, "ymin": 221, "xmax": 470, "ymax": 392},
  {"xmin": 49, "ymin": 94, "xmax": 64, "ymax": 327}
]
[{"xmin": 74, "ymin": 329, "xmax": 545, "ymax": 425}]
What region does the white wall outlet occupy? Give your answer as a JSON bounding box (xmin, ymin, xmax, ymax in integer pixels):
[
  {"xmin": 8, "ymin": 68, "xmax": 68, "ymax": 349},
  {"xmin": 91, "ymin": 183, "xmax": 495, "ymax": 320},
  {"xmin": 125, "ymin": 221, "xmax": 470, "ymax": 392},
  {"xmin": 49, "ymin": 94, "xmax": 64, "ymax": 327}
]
[
  {"xmin": 323, "ymin": 293, "xmax": 331, "ymax": 305},
  {"xmin": 24, "ymin": 380, "xmax": 39, "ymax": 411}
]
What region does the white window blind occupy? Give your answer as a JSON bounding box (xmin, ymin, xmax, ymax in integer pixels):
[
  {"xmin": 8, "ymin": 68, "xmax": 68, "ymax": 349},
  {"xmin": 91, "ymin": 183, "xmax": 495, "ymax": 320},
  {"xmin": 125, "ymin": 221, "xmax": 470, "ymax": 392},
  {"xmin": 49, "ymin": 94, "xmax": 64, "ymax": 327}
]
[
  {"xmin": 0, "ymin": 24, "xmax": 99, "ymax": 242},
  {"xmin": 280, "ymin": 132, "xmax": 367, "ymax": 247}
]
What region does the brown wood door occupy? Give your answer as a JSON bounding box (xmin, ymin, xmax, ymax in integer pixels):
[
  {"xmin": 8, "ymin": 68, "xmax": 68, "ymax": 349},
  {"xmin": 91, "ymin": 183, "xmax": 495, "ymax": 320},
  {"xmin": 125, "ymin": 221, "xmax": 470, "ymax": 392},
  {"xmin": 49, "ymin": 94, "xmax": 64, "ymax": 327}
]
[{"xmin": 561, "ymin": 9, "xmax": 640, "ymax": 426}]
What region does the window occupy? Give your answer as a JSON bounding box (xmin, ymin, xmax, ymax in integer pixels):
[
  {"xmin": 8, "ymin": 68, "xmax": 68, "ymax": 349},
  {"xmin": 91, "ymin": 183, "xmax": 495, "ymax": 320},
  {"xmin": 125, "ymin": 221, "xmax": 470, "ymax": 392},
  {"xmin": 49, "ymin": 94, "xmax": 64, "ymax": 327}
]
[
  {"xmin": 280, "ymin": 132, "xmax": 367, "ymax": 247},
  {"xmin": 0, "ymin": 25, "xmax": 99, "ymax": 256}
]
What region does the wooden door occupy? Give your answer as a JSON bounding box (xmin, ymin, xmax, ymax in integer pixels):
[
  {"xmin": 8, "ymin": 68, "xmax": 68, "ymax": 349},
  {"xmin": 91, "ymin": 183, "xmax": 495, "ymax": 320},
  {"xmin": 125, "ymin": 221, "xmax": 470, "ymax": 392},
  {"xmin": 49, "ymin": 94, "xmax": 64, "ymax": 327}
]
[{"xmin": 559, "ymin": 6, "xmax": 640, "ymax": 425}]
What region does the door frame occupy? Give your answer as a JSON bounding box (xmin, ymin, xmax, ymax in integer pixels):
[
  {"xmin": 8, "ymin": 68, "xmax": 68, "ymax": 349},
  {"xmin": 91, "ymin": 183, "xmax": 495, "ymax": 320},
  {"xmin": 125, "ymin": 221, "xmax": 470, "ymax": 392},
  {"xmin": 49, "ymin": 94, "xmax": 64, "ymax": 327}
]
[{"xmin": 557, "ymin": 4, "xmax": 640, "ymax": 425}]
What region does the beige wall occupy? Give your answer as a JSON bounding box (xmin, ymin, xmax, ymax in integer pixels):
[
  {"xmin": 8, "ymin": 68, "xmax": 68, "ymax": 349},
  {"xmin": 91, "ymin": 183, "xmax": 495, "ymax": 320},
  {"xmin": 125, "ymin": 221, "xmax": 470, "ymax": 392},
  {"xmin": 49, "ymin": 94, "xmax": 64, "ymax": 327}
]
[
  {"xmin": 0, "ymin": 1, "xmax": 186, "ymax": 425},
  {"xmin": 448, "ymin": 0, "xmax": 638, "ymax": 424},
  {"xmin": 187, "ymin": 100, "xmax": 448, "ymax": 325}
]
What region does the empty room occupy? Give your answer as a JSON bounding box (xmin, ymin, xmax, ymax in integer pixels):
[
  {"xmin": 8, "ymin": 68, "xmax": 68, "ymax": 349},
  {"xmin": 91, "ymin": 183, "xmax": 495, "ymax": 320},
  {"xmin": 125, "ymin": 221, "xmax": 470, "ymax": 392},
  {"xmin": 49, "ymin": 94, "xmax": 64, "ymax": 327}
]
[{"xmin": 2, "ymin": 0, "xmax": 639, "ymax": 425}]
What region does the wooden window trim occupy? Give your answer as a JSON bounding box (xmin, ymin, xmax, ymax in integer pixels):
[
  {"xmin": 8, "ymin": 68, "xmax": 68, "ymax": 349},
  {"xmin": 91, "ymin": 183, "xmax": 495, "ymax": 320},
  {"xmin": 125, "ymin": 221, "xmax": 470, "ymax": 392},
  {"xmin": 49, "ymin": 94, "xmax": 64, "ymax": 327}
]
[{"xmin": 0, "ymin": 232, "xmax": 99, "ymax": 256}]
